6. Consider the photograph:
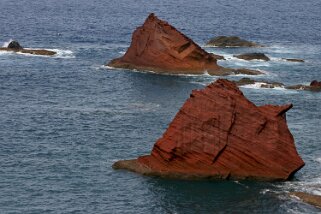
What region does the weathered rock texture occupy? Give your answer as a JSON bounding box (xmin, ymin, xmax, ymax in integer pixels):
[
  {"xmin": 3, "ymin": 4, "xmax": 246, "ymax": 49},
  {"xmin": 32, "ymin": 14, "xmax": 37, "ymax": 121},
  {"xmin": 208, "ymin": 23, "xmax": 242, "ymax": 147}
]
[
  {"xmin": 0, "ymin": 40, "xmax": 56, "ymax": 56},
  {"xmin": 206, "ymin": 36, "xmax": 261, "ymax": 47},
  {"xmin": 113, "ymin": 79, "xmax": 304, "ymax": 181},
  {"xmin": 291, "ymin": 192, "xmax": 321, "ymax": 209},
  {"xmin": 234, "ymin": 53, "xmax": 270, "ymax": 61},
  {"xmin": 107, "ymin": 14, "xmax": 261, "ymax": 76}
]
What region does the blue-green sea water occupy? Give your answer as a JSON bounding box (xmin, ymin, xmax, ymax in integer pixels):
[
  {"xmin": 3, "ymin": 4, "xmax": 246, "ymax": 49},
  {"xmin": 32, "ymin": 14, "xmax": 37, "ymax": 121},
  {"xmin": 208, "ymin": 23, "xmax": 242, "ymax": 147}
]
[{"xmin": 0, "ymin": 0, "xmax": 320, "ymax": 213}]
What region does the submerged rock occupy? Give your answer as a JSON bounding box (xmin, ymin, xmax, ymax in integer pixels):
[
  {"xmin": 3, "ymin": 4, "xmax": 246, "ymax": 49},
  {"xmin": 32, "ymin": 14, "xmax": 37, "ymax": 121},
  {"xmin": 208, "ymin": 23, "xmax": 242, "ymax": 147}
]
[
  {"xmin": 107, "ymin": 14, "xmax": 260, "ymax": 76},
  {"xmin": 113, "ymin": 79, "xmax": 304, "ymax": 181},
  {"xmin": 0, "ymin": 41, "xmax": 56, "ymax": 56},
  {"xmin": 291, "ymin": 192, "xmax": 321, "ymax": 209},
  {"xmin": 206, "ymin": 36, "xmax": 261, "ymax": 47},
  {"xmin": 283, "ymin": 58, "xmax": 305, "ymax": 63},
  {"xmin": 232, "ymin": 68, "xmax": 263, "ymax": 75},
  {"xmin": 234, "ymin": 53, "xmax": 270, "ymax": 61},
  {"xmin": 234, "ymin": 78, "xmax": 284, "ymax": 88}
]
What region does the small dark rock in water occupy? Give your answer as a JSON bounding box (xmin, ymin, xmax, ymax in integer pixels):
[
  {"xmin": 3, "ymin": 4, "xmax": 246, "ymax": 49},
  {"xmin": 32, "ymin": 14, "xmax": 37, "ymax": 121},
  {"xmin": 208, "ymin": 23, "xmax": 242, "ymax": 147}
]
[
  {"xmin": 7, "ymin": 40, "xmax": 23, "ymax": 50},
  {"xmin": 234, "ymin": 78, "xmax": 256, "ymax": 86},
  {"xmin": 284, "ymin": 58, "xmax": 305, "ymax": 62},
  {"xmin": 206, "ymin": 36, "xmax": 261, "ymax": 47},
  {"xmin": 286, "ymin": 80, "xmax": 321, "ymax": 92},
  {"xmin": 233, "ymin": 78, "xmax": 284, "ymax": 88},
  {"xmin": 232, "ymin": 68, "xmax": 263, "ymax": 75},
  {"xmin": 290, "ymin": 192, "xmax": 321, "ymax": 209},
  {"xmin": 234, "ymin": 53, "xmax": 270, "ymax": 61},
  {"xmin": 310, "ymin": 80, "xmax": 321, "ymax": 87}
]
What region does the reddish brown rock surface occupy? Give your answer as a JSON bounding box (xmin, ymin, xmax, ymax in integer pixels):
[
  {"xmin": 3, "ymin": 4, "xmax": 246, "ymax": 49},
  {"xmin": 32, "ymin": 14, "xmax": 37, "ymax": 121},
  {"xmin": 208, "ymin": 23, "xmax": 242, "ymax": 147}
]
[
  {"xmin": 113, "ymin": 79, "xmax": 305, "ymax": 181},
  {"xmin": 107, "ymin": 14, "xmax": 261, "ymax": 76}
]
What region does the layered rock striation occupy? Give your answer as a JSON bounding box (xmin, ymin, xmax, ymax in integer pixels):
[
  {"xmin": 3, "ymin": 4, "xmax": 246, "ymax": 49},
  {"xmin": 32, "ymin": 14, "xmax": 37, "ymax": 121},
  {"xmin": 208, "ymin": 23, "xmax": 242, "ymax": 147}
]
[
  {"xmin": 107, "ymin": 14, "xmax": 261, "ymax": 76},
  {"xmin": 113, "ymin": 79, "xmax": 304, "ymax": 181},
  {"xmin": 234, "ymin": 53, "xmax": 270, "ymax": 61}
]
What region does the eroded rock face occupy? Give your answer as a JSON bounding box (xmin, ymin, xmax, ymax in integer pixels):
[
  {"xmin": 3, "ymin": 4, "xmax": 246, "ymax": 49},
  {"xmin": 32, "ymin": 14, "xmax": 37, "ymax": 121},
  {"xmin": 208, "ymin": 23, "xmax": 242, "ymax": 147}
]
[
  {"xmin": 206, "ymin": 36, "xmax": 261, "ymax": 47},
  {"xmin": 0, "ymin": 41, "xmax": 56, "ymax": 56},
  {"xmin": 234, "ymin": 53, "xmax": 270, "ymax": 61},
  {"xmin": 107, "ymin": 14, "xmax": 260, "ymax": 76},
  {"xmin": 113, "ymin": 79, "xmax": 304, "ymax": 181}
]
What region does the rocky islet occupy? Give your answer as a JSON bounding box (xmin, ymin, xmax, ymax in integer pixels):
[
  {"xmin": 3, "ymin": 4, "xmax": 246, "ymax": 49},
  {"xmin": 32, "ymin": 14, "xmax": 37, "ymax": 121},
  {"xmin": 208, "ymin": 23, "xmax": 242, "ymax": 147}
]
[
  {"xmin": 113, "ymin": 79, "xmax": 305, "ymax": 181},
  {"xmin": 0, "ymin": 40, "xmax": 56, "ymax": 56}
]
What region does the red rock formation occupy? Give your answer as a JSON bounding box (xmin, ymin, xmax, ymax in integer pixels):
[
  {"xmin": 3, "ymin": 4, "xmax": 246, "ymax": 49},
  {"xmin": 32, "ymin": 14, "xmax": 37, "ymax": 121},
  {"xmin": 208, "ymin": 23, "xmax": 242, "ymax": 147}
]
[
  {"xmin": 107, "ymin": 14, "xmax": 261, "ymax": 76},
  {"xmin": 113, "ymin": 79, "xmax": 305, "ymax": 181}
]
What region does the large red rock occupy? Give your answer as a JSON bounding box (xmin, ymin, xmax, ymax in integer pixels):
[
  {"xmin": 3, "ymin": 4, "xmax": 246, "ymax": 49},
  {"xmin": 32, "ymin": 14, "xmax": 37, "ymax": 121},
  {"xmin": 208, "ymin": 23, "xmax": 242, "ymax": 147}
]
[
  {"xmin": 107, "ymin": 14, "xmax": 261, "ymax": 76},
  {"xmin": 113, "ymin": 79, "xmax": 305, "ymax": 181}
]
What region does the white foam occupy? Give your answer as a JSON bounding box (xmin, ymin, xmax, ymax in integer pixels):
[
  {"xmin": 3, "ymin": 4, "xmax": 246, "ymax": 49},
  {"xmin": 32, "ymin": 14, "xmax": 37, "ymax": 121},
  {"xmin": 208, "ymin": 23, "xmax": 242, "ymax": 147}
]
[
  {"xmin": 241, "ymin": 82, "xmax": 286, "ymax": 90},
  {"xmin": 49, "ymin": 49, "xmax": 75, "ymax": 58},
  {"xmin": 102, "ymin": 65, "xmax": 215, "ymax": 77},
  {"xmin": 277, "ymin": 177, "xmax": 321, "ymax": 197},
  {"xmin": 316, "ymin": 157, "xmax": 321, "ymax": 163},
  {"xmin": 2, "ymin": 39, "xmax": 13, "ymax": 47}
]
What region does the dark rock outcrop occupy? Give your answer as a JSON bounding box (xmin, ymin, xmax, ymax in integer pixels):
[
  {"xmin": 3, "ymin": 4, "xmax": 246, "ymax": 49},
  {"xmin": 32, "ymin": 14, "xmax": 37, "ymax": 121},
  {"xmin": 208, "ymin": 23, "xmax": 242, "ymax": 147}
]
[
  {"xmin": 0, "ymin": 41, "xmax": 56, "ymax": 56},
  {"xmin": 310, "ymin": 80, "xmax": 321, "ymax": 87},
  {"xmin": 234, "ymin": 53, "xmax": 270, "ymax": 61},
  {"xmin": 206, "ymin": 36, "xmax": 261, "ymax": 47},
  {"xmin": 234, "ymin": 78, "xmax": 284, "ymax": 88},
  {"xmin": 7, "ymin": 41, "xmax": 23, "ymax": 50},
  {"xmin": 286, "ymin": 80, "xmax": 321, "ymax": 92},
  {"xmin": 107, "ymin": 14, "xmax": 261, "ymax": 76},
  {"xmin": 113, "ymin": 79, "xmax": 304, "ymax": 181},
  {"xmin": 291, "ymin": 192, "xmax": 321, "ymax": 209}
]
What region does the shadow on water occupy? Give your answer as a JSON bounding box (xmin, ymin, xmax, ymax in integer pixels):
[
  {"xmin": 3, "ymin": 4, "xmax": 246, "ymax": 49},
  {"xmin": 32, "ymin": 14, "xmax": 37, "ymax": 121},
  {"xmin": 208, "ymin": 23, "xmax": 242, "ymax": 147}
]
[{"xmin": 142, "ymin": 177, "xmax": 285, "ymax": 213}]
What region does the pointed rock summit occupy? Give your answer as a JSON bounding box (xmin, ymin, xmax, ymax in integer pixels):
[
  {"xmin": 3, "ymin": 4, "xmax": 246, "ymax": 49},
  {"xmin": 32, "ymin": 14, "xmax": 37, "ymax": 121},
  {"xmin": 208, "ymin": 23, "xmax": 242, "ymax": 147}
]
[
  {"xmin": 107, "ymin": 14, "xmax": 260, "ymax": 75},
  {"xmin": 113, "ymin": 79, "xmax": 304, "ymax": 181}
]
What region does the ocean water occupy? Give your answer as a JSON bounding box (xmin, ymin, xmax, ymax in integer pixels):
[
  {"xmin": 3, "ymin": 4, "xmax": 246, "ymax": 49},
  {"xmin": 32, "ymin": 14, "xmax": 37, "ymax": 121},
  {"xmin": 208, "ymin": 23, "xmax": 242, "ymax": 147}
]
[{"xmin": 0, "ymin": 0, "xmax": 321, "ymax": 213}]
